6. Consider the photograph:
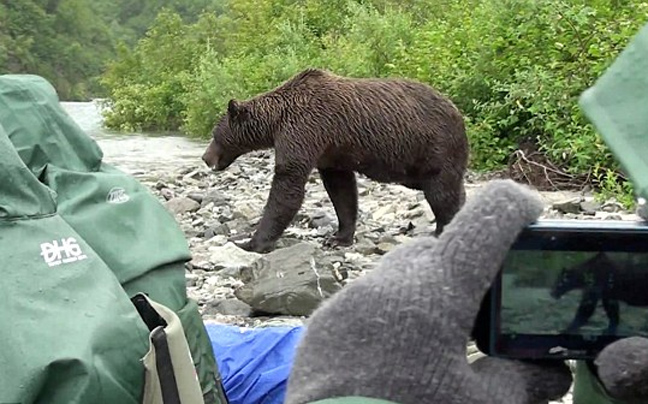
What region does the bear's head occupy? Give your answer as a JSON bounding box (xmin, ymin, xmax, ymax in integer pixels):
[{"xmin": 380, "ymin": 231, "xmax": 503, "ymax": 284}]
[
  {"xmin": 202, "ymin": 113, "xmax": 242, "ymax": 171},
  {"xmin": 202, "ymin": 100, "xmax": 255, "ymax": 171},
  {"xmin": 202, "ymin": 98, "xmax": 278, "ymax": 171}
]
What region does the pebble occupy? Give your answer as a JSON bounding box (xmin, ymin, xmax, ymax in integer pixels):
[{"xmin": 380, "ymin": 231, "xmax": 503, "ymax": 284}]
[
  {"xmin": 164, "ymin": 196, "xmax": 200, "ymax": 215},
  {"xmin": 205, "ymin": 298, "xmax": 253, "ymax": 317}
]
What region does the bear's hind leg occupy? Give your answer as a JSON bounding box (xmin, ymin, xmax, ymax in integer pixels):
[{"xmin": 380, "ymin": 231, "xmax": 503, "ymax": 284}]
[
  {"xmin": 422, "ymin": 170, "xmax": 466, "ymax": 236},
  {"xmin": 319, "ymin": 168, "xmax": 358, "ymax": 247}
]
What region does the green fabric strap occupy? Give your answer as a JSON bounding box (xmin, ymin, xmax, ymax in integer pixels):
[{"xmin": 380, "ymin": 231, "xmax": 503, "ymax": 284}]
[{"xmin": 572, "ymin": 361, "xmax": 626, "ymax": 404}]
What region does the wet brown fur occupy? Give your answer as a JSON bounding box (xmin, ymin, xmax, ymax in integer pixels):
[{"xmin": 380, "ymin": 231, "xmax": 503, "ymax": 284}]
[{"xmin": 202, "ymin": 68, "xmax": 469, "ymax": 253}]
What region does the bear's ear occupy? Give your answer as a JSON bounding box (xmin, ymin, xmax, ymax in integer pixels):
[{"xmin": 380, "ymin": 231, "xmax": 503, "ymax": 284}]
[{"xmin": 227, "ymin": 99, "xmax": 249, "ymax": 122}]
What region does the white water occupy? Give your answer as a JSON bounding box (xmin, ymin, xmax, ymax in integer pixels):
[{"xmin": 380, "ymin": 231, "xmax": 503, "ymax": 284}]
[{"xmin": 60, "ymin": 101, "xmax": 209, "ymax": 175}]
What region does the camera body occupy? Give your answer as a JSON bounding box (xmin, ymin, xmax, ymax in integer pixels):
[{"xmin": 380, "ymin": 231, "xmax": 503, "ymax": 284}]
[{"xmin": 473, "ymin": 219, "xmax": 648, "ymax": 361}]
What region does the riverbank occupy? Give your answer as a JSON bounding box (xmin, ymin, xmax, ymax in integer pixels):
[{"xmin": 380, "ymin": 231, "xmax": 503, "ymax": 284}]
[{"xmin": 131, "ymin": 150, "xmax": 637, "ymax": 320}]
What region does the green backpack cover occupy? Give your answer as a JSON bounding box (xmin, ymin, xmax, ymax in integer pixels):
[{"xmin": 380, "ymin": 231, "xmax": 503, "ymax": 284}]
[
  {"xmin": 0, "ymin": 74, "xmax": 227, "ymax": 404},
  {"xmin": 0, "ymin": 124, "xmax": 152, "ymax": 402}
]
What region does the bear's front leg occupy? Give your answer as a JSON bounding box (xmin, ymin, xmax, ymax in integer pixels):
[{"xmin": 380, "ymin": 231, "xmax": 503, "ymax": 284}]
[
  {"xmin": 563, "ymin": 289, "xmax": 600, "ymax": 333},
  {"xmin": 238, "ymin": 163, "xmax": 311, "ymax": 253}
]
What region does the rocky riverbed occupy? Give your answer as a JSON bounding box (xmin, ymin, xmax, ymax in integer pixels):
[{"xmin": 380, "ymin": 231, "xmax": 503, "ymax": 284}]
[{"xmin": 126, "ymin": 149, "xmax": 640, "ymax": 404}]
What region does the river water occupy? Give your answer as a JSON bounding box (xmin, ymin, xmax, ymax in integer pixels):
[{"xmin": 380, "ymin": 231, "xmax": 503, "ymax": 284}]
[{"xmin": 60, "ymin": 101, "xmax": 209, "ymax": 175}]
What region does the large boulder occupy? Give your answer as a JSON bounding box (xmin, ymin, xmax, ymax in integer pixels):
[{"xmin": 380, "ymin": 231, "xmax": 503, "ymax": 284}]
[{"xmin": 234, "ymin": 242, "xmax": 344, "ymax": 316}]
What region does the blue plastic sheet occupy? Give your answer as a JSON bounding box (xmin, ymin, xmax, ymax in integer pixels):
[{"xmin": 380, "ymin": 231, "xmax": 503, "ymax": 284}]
[{"xmin": 205, "ymin": 323, "xmax": 305, "ymax": 404}]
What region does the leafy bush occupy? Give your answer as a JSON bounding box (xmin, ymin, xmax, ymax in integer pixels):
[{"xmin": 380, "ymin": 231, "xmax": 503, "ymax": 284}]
[{"xmin": 100, "ymin": 0, "xmax": 648, "ymax": 205}]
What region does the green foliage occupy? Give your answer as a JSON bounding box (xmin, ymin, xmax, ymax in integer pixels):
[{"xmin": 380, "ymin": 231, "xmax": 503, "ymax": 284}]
[
  {"xmin": 593, "ymin": 167, "xmax": 636, "ymax": 208},
  {"xmin": 101, "ymin": 10, "xmax": 213, "ymax": 131},
  {"xmin": 1, "ymin": 0, "xmax": 113, "ymax": 100},
  {"xmin": 101, "ymin": 0, "xmax": 648, "ymax": 203},
  {"xmin": 0, "ymin": 0, "xmax": 226, "ymax": 100}
]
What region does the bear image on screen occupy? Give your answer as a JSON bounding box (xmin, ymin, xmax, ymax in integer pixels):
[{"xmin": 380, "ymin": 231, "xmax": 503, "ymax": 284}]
[{"xmin": 499, "ymin": 250, "xmax": 648, "ymax": 337}]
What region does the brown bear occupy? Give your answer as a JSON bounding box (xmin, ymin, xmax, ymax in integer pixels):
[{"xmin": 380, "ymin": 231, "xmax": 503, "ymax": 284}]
[{"xmin": 202, "ymin": 68, "xmax": 469, "ymax": 253}]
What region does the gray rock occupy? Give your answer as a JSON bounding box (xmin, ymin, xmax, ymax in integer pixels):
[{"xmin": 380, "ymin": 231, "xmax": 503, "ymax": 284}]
[
  {"xmin": 186, "ymin": 258, "xmax": 213, "ymax": 271},
  {"xmin": 205, "ymin": 299, "xmax": 252, "ymax": 316},
  {"xmin": 377, "ymin": 234, "xmax": 397, "ymax": 244},
  {"xmin": 160, "ymin": 188, "xmax": 175, "ymax": 201},
  {"xmin": 219, "ymin": 265, "xmax": 245, "ymax": 279},
  {"xmin": 201, "ymin": 189, "xmax": 229, "ymax": 208},
  {"xmin": 403, "ymin": 207, "xmax": 425, "ymax": 219},
  {"xmin": 253, "ymin": 317, "xmax": 306, "ymax": 327},
  {"xmin": 232, "ymin": 219, "xmax": 255, "ymax": 234},
  {"xmin": 228, "ymin": 166, "xmax": 242, "ymax": 176},
  {"xmin": 183, "ymin": 170, "xmax": 206, "ymax": 181},
  {"xmin": 208, "ymin": 242, "xmax": 263, "ymax": 273},
  {"xmin": 204, "ymin": 222, "xmax": 230, "ymax": 239},
  {"xmin": 234, "ymin": 242, "xmax": 344, "ymax": 316},
  {"xmin": 180, "ymin": 223, "xmax": 200, "ymax": 238},
  {"xmin": 357, "ymin": 181, "xmax": 370, "ymax": 196},
  {"xmin": 218, "ymin": 207, "xmax": 235, "ymax": 222},
  {"xmin": 372, "ymin": 205, "xmax": 395, "ymax": 221},
  {"xmin": 376, "ymin": 242, "xmax": 396, "ymax": 254},
  {"xmin": 393, "ymin": 234, "xmax": 413, "ymax": 244},
  {"xmin": 308, "ymin": 211, "xmax": 335, "ymax": 229},
  {"xmin": 187, "ymin": 192, "xmax": 204, "ymax": 203},
  {"xmin": 315, "ymin": 225, "xmax": 334, "ymax": 237},
  {"xmin": 233, "ymin": 203, "xmax": 260, "ymax": 221},
  {"xmin": 552, "ymin": 197, "xmax": 583, "ymax": 214},
  {"xmin": 579, "ymin": 200, "xmax": 601, "ymax": 215},
  {"xmin": 354, "ymin": 238, "xmax": 377, "ymax": 255},
  {"xmin": 274, "ymin": 237, "xmax": 305, "ymax": 250},
  {"xmin": 602, "ymin": 200, "xmax": 624, "ymax": 213},
  {"xmin": 185, "ymin": 273, "xmax": 200, "ymax": 287},
  {"xmin": 165, "ymin": 196, "xmax": 200, "ymax": 215},
  {"xmin": 179, "ymin": 166, "xmax": 195, "ymax": 175}
]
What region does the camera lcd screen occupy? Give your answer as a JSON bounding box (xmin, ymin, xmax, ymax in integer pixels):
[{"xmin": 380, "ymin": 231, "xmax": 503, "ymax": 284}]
[{"xmin": 487, "ymin": 221, "xmax": 648, "ymax": 360}]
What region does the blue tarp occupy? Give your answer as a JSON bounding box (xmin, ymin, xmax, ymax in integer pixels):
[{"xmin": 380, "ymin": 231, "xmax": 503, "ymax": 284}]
[{"xmin": 205, "ymin": 323, "xmax": 305, "ymax": 404}]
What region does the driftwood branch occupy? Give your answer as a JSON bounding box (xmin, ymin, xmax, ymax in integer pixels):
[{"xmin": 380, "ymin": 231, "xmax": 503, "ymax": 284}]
[{"xmin": 507, "ymin": 149, "xmax": 591, "ymax": 192}]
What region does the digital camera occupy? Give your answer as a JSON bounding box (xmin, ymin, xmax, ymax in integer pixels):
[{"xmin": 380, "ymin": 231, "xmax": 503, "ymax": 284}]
[{"xmin": 473, "ymin": 219, "xmax": 648, "ymax": 360}]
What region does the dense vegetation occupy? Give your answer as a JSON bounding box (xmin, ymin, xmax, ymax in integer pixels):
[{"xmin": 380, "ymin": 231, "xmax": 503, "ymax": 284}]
[
  {"xmin": 0, "ymin": 0, "xmax": 223, "ymax": 100},
  {"xmin": 4, "ymin": 0, "xmax": 648, "ymax": 204},
  {"xmin": 99, "ymin": 0, "xmax": 648, "ymax": 204}
]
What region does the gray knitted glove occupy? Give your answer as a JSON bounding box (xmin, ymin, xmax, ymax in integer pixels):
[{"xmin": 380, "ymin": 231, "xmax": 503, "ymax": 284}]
[
  {"xmin": 285, "ymin": 179, "xmax": 572, "ymax": 404},
  {"xmin": 595, "ymin": 336, "xmax": 648, "ymax": 402}
]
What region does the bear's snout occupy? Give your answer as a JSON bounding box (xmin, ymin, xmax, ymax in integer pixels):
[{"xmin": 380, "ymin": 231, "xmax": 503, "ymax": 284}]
[
  {"xmin": 202, "ymin": 140, "xmax": 220, "ymax": 170},
  {"xmin": 201, "ymin": 152, "xmax": 216, "ymax": 169}
]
